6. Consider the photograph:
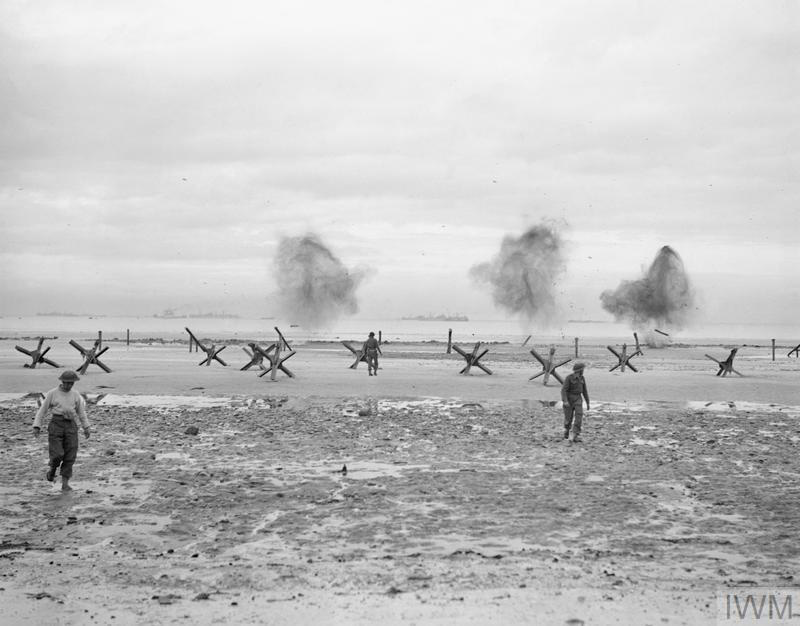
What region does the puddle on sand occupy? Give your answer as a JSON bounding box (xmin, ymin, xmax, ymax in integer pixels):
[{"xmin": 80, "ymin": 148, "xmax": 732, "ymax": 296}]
[
  {"xmin": 277, "ymin": 459, "xmax": 430, "ymax": 481},
  {"xmin": 630, "ymin": 437, "xmax": 678, "ymax": 448},
  {"xmin": 251, "ymin": 510, "xmax": 283, "ymax": 535},
  {"xmin": 686, "ymin": 401, "xmax": 800, "ymax": 415},
  {"xmin": 97, "ymin": 394, "xmax": 233, "ymax": 408},
  {"xmin": 155, "ymin": 451, "xmax": 194, "ymax": 462},
  {"xmin": 68, "ymin": 475, "xmax": 156, "ymax": 511},
  {"xmin": 414, "ymin": 533, "xmax": 581, "ymax": 557},
  {"xmin": 220, "ymin": 533, "xmax": 295, "ymax": 561},
  {"xmin": 584, "ymin": 400, "xmax": 800, "ymax": 416},
  {"xmin": 3, "ymin": 393, "xmax": 798, "ymax": 415},
  {"xmin": 0, "ymin": 392, "xmax": 28, "ymax": 403},
  {"xmin": 84, "ymin": 513, "xmax": 173, "ymax": 537}
]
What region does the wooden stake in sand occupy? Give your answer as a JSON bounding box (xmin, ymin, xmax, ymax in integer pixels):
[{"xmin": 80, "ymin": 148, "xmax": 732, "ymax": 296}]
[
  {"xmin": 451, "ymin": 341, "xmax": 493, "ymax": 375},
  {"xmin": 607, "ymin": 342, "xmax": 641, "ymax": 373},
  {"xmin": 705, "ymin": 348, "xmax": 743, "ymax": 377},
  {"xmin": 15, "ymin": 337, "xmax": 60, "ymax": 369},
  {"xmin": 270, "ymin": 341, "xmax": 281, "ymax": 381},
  {"xmin": 71, "ymin": 336, "xmax": 112, "ymax": 374},
  {"xmin": 447, "ymin": 329, "xmax": 453, "ymax": 354},
  {"xmin": 274, "ymin": 326, "xmax": 292, "ymax": 351},
  {"xmin": 184, "ymin": 327, "xmax": 228, "ymax": 367},
  {"xmin": 529, "ymin": 345, "xmax": 571, "ymax": 385},
  {"xmin": 342, "ymin": 341, "xmax": 369, "ymax": 369}
]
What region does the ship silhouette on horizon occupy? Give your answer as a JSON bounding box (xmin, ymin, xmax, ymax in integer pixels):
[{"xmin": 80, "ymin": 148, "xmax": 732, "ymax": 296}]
[{"xmin": 401, "ymin": 313, "xmax": 469, "ymax": 322}]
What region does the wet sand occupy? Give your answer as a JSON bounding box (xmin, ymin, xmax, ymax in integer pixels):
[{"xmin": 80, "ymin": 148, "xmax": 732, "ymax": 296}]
[{"xmin": 1, "ymin": 339, "xmax": 799, "ymax": 625}]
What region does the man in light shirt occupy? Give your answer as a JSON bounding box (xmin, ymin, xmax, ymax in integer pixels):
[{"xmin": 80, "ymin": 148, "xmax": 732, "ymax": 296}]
[{"xmin": 33, "ymin": 370, "xmax": 91, "ymax": 491}]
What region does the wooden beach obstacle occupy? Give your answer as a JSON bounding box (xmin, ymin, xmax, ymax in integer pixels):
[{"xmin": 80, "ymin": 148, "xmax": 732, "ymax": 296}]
[
  {"xmin": 258, "ymin": 346, "xmax": 296, "ymax": 380},
  {"xmin": 451, "ymin": 341, "xmax": 493, "ymax": 375},
  {"xmin": 607, "ymin": 341, "xmax": 641, "ymax": 373},
  {"xmin": 705, "ymin": 348, "xmax": 743, "ymax": 377},
  {"xmin": 15, "ymin": 337, "xmax": 60, "ymax": 369},
  {"xmin": 70, "ymin": 334, "xmax": 112, "ymax": 374},
  {"xmin": 185, "ymin": 327, "xmax": 227, "ymax": 367},
  {"xmin": 529, "ymin": 345, "xmax": 571, "ymax": 385},
  {"xmin": 342, "ymin": 340, "xmax": 369, "ymax": 369},
  {"xmin": 240, "ymin": 342, "xmax": 274, "ymax": 371},
  {"xmin": 258, "ymin": 327, "xmax": 296, "ymax": 380},
  {"xmin": 788, "ymin": 343, "xmax": 800, "ymax": 359}
]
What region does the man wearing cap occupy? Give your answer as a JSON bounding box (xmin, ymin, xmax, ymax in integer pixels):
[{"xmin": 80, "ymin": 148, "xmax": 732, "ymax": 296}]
[
  {"xmin": 33, "ymin": 370, "xmax": 91, "ymax": 491},
  {"xmin": 561, "ymin": 362, "xmax": 590, "ymax": 443}
]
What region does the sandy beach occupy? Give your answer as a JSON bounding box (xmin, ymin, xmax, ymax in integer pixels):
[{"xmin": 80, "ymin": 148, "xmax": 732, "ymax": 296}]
[
  {"xmin": 4, "ymin": 0, "xmax": 798, "ymax": 623},
  {"xmin": 1, "ymin": 337, "xmax": 799, "ymax": 625}
]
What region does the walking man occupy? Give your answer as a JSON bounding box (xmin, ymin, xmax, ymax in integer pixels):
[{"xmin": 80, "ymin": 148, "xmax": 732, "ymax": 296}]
[
  {"xmin": 561, "ymin": 362, "xmax": 590, "ymax": 443},
  {"xmin": 363, "ymin": 331, "xmax": 382, "ymax": 376},
  {"xmin": 33, "ymin": 370, "xmax": 91, "ymax": 491}
]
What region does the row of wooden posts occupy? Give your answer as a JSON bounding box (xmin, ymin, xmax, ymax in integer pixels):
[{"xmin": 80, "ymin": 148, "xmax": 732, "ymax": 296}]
[{"xmin": 446, "ymin": 328, "xmax": 583, "ymax": 360}]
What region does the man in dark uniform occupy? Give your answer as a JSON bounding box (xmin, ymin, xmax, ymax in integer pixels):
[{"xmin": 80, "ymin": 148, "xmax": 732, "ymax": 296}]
[
  {"xmin": 363, "ymin": 331, "xmax": 382, "ymax": 376},
  {"xmin": 561, "ymin": 362, "xmax": 590, "ymax": 442}
]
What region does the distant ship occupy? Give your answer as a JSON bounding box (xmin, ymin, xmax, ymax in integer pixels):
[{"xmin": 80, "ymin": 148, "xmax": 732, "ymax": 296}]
[
  {"xmin": 401, "ymin": 313, "xmax": 469, "ymax": 322},
  {"xmin": 153, "ymin": 309, "xmax": 239, "ymax": 319},
  {"xmin": 36, "ymin": 312, "xmax": 101, "ymax": 317}
]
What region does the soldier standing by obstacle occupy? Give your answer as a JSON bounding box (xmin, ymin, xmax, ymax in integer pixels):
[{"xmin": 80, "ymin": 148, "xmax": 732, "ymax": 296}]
[
  {"xmin": 561, "ymin": 362, "xmax": 590, "ymax": 443},
  {"xmin": 32, "ymin": 370, "xmax": 91, "ymax": 491},
  {"xmin": 363, "ymin": 331, "xmax": 382, "ymax": 376}
]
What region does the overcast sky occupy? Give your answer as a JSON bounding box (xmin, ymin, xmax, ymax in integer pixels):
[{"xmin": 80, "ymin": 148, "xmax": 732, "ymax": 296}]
[{"xmin": 1, "ymin": 0, "xmax": 797, "ymax": 327}]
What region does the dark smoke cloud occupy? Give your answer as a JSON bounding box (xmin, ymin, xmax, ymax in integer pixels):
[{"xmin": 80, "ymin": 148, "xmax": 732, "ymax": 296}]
[
  {"xmin": 600, "ymin": 246, "xmax": 694, "ymax": 330},
  {"xmin": 469, "ymin": 224, "xmax": 566, "ymax": 322},
  {"xmin": 273, "ymin": 234, "xmax": 367, "ymax": 328}
]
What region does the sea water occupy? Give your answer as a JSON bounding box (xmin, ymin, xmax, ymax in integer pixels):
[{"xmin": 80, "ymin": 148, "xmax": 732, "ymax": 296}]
[{"xmin": 0, "ymin": 315, "xmax": 796, "ymax": 346}]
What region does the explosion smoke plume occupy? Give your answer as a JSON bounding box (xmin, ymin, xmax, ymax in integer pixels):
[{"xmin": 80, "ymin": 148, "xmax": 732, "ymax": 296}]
[
  {"xmin": 600, "ymin": 245, "xmax": 694, "ymax": 330},
  {"xmin": 470, "ymin": 224, "xmax": 565, "ymax": 322},
  {"xmin": 273, "ymin": 234, "xmax": 366, "ymax": 328}
]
